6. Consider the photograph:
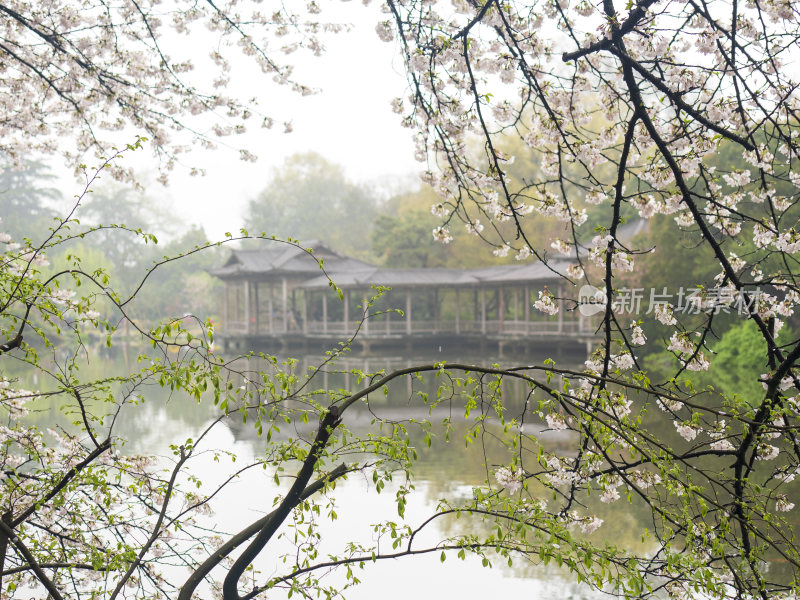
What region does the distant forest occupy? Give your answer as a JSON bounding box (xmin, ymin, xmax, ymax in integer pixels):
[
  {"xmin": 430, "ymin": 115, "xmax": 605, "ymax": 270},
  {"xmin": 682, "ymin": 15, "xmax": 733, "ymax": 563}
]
[{"xmin": 3, "ymin": 148, "xmax": 774, "ymax": 375}]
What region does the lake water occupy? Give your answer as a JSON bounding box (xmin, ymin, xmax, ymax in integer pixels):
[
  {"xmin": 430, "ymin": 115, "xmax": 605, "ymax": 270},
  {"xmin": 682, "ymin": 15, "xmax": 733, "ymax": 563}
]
[{"xmin": 3, "ymin": 342, "xmax": 701, "ymax": 598}]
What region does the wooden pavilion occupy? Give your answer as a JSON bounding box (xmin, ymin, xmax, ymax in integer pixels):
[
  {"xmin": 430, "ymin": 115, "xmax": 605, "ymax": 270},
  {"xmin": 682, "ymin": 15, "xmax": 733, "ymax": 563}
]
[{"xmin": 209, "ymin": 241, "xmax": 597, "ymax": 352}]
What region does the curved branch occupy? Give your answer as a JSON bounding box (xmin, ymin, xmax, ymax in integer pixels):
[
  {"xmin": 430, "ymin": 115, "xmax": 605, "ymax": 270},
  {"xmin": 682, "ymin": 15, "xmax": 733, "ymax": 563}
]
[{"xmin": 178, "ymin": 463, "xmax": 350, "ymax": 600}]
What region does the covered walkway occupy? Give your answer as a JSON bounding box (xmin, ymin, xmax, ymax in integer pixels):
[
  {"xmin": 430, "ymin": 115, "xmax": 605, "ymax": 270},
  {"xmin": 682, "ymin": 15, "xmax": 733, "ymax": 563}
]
[{"xmin": 210, "ymin": 242, "xmax": 596, "ymax": 349}]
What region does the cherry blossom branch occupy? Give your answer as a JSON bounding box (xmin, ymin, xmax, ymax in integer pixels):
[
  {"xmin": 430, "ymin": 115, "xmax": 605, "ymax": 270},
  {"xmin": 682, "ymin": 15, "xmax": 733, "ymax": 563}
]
[
  {"xmin": 177, "ymin": 463, "xmax": 350, "ymax": 600},
  {"xmin": 0, "ymin": 518, "xmax": 64, "ymax": 600}
]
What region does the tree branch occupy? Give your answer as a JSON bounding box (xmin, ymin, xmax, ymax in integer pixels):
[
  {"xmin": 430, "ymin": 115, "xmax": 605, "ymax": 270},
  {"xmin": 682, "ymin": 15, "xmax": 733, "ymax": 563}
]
[{"xmin": 178, "ymin": 463, "xmax": 350, "ymax": 600}]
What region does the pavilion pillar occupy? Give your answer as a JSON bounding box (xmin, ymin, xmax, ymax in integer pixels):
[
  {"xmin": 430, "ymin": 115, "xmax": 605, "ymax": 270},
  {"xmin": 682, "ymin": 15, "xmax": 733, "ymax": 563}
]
[
  {"xmin": 405, "ymin": 290, "xmax": 412, "ymax": 335},
  {"xmin": 455, "ymin": 288, "xmax": 460, "ymax": 334},
  {"xmin": 557, "ymin": 282, "xmax": 564, "ymax": 333},
  {"xmin": 513, "ymin": 288, "xmax": 519, "ymax": 327},
  {"xmin": 344, "ymin": 290, "xmax": 349, "ymax": 334},
  {"xmin": 362, "ymin": 295, "xmax": 369, "ymax": 336},
  {"xmin": 386, "ymin": 297, "xmax": 391, "ymax": 334},
  {"xmin": 268, "ymin": 284, "xmax": 274, "ymax": 334},
  {"xmin": 291, "ymin": 289, "xmax": 297, "ymax": 331},
  {"xmin": 223, "ymin": 282, "xmax": 229, "ymax": 331},
  {"xmin": 499, "ymin": 288, "xmax": 505, "ymax": 333},
  {"xmin": 244, "ymin": 280, "xmax": 251, "ymax": 334},
  {"xmin": 253, "ymin": 282, "xmax": 260, "ymax": 334},
  {"xmin": 480, "ymin": 289, "xmax": 486, "ymax": 335},
  {"xmin": 524, "ymin": 286, "xmax": 530, "ymax": 335},
  {"xmin": 282, "ymin": 278, "xmax": 288, "ymax": 333},
  {"xmin": 433, "ymin": 289, "xmax": 439, "ymax": 333},
  {"xmin": 302, "ymin": 290, "xmax": 308, "ymax": 334},
  {"xmin": 322, "ymin": 291, "xmax": 328, "ymax": 334}
]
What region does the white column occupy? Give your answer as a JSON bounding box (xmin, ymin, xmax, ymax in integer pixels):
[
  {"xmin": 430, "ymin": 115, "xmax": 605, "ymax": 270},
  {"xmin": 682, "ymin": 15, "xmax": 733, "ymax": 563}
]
[
  {"xmin": 244, "ymin": 280, "xmax": 251, "ymax": 334},
  {"xmin": 268, "ymin": 284, "xmax": 274, "ymax": 333},
  {"xmin": 322, "ymin": 291, "xmax": 328, "ymax": 334},
  {"xmin": 405, "ymin": 290, "xmax": 412, "ymax": 335},
  {"xmin": 480, "ymin": 289, "xmax": 486, "ymax": 335},
  {"xmin": 253, "ymin": 282, "xmax": 259, "ymax": 334},
  {"xmin": 223, "ymin": 282, "xmax": 229, "ymax": 331},
  {"xmin": 524, "ymin": 286, "xmax": 530, "ymax": 335},
  {"xmin": 302, "ymin": 290, "xmax": 308, "ymax": 334},
  {"xmin": 557, "ymin": 282, "xmax": 564, "ymax": 333},
  {"xmin": 433, "ymin": 289, "xmax": 439, "ymax": 333},
  {"xmin": 282, "ymin": 278, "xmax": 288, "ymax": 333},
  {"xmin": 362, "ymin": 295, "xmax": 369, "ymax": 336},
  {"xmin": 513, "ymin": 288, "xmax": 519, "ymax": 328},
  {"xmin": 455, "ymin": 288, "xmax": 460, "ymax": 334},
  {"xmin": 499, "ymin": 288, "xmax": 505, "ymax": 333},
  {"xmin": 343, "ymin": 290, "xmax": 349, "ymax": 334}
]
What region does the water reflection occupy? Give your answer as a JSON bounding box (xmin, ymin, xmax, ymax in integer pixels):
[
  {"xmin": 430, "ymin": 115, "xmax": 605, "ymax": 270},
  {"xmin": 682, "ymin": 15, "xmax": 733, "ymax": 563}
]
[
  {"xmin": 4, "ymin": 343, "xmax": 615, "ymax": 596},
  {"xmin": 212, "ymin": 348, "xmax": 660, "ymax": 598},
  {"xmin": 13, "ymin": 343, "xmax": 798, "ymax": 597}
]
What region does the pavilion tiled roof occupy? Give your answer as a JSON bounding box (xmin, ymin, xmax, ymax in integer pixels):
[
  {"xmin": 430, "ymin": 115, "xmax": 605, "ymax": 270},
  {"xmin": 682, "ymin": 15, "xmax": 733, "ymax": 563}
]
[
  {"xmin": 210, "ymin": 241, "xmax": 579, "ymax": 289},
  {"xmin": 298, "ymin": 267, "xmax": 478, "ymax": 290},
  {"xmin": 208, "ymin": 241, "xmax": 374, "ymax": 278}
]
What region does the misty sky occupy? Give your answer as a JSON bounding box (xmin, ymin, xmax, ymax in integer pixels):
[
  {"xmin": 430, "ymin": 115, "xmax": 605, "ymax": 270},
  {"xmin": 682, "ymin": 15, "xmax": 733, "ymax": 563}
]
[{"xmin": 52, "ymin": 2, "xmax": 420, "ymax": 241}]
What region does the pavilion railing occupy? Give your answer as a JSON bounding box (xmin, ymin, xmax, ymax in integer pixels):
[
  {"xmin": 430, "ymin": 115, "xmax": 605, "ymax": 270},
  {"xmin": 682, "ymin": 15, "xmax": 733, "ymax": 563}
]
[{"xmin": 225, "ymin": 318, "xmax": 594, "ymax": 338}]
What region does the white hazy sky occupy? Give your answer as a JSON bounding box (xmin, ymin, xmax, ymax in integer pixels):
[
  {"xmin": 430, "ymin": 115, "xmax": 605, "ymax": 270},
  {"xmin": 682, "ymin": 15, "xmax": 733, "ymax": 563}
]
[{"xmin": 53, "ymin": 2, "xmax": 421, "ymax": 241}]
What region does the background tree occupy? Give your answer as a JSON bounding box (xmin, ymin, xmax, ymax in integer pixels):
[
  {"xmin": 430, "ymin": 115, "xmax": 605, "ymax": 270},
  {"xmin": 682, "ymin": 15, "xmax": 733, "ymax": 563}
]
[
  {"xmin": 127, "ymin": 225, "xmax": 224, "ymax": 323},
  {"xmin": 245, "ymin": 153, "xmax": 380, "ymax": 258},
  {"xmin": 372, "ymin": 185, "xmax": 480, "ymax": 267},
  {"xmin": 0, "ymin": 160, "xmax": 60, "ymax": 241},
  {"xmin": 384, "ymin": 0, "xmax": 800, "ymax": 597},
  {"xmin": 80, "ymin": 182, "xmax": 176, "ymax": 272}
]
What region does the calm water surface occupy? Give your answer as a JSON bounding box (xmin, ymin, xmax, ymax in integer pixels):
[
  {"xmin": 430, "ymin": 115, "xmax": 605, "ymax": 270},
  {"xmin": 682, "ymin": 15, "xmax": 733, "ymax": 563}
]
[{"xmin": 10, "ymin": 343, "xmax": 653, "ymax": 599}]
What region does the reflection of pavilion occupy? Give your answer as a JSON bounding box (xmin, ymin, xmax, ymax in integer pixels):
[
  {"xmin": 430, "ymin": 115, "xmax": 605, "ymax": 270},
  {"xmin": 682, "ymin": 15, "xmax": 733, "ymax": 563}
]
[
  {"xmin": 223, "ymin": 353, "xmax": 580, "ymax": 449},
  {"xmin": 210, "ymin": 242, "xmax": 596, "ymax": 352}
]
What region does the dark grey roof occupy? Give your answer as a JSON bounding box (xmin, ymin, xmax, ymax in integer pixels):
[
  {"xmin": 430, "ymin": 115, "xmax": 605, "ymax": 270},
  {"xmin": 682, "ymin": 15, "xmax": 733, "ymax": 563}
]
[
  {"xmin": 298, "ymin": 267, "xmax": 479, "ymax": 290},
  {"xmin": 208, "ymin": 241, "xmax": 374, "ymax": 278},
  {"xmin": 211, "ymin": 242, "xmax": 579, "ymax": 289},
  {"xmin": 296, "ymin": 261, "xmax": 575, "ymax": 290},
  {"xmin": 469, "ymin": 260, "xmax": 574, "ymax": 283}
]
